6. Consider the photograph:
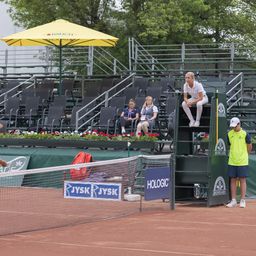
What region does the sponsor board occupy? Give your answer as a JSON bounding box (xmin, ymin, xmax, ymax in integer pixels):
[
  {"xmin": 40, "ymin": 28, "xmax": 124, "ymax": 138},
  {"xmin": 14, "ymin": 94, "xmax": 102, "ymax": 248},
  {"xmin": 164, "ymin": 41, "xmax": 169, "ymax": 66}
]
[
  {"xmin": 144, "ymin": 167, "xmax": 171, "ymax": 201},
  {"xmin": 64, "ymin": 181, "xmax": 122, "ymax": 201}
]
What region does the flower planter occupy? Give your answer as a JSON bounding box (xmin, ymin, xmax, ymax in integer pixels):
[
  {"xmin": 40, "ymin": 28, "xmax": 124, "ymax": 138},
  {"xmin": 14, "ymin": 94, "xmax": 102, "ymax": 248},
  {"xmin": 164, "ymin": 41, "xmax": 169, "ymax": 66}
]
[{"xmin": 0, "ymin": 138, "xmax": 155, "ymax": 150}]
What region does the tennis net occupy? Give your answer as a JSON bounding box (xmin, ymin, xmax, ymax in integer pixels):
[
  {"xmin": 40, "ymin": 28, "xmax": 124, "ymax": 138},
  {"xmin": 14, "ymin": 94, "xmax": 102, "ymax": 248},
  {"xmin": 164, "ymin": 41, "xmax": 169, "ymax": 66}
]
[{"xmin": 0, "ymin": 154, "xmax": 170, "ymax": 236}]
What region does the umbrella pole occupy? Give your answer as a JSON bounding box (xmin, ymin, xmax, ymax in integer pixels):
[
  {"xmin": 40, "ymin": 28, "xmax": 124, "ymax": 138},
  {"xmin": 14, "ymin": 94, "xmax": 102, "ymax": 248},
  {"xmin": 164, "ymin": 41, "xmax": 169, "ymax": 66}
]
[{"xmin": 59, "ymin": 40, "xmax": 62, "ymax": 95}]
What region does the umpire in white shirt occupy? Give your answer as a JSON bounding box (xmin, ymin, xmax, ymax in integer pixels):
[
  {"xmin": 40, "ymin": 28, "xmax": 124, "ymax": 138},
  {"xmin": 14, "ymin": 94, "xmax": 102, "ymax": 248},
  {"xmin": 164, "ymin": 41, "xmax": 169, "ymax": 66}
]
[{"xmin": 182, "ymin": 72, "xmax": 208, "ymax": 127}]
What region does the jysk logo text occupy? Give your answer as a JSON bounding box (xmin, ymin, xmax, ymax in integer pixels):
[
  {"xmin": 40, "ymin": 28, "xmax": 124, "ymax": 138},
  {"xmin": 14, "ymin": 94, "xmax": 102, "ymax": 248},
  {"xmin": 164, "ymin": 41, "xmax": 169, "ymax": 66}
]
[{"xmin": 64, "ymin": 181, "xmax": 122, "ymax": 201}]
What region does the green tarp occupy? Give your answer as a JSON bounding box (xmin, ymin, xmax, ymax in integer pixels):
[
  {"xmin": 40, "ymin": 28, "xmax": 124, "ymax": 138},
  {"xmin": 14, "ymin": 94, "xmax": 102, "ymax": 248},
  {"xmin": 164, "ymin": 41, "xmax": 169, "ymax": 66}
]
[
  {"xmin": 0, "ymin": 148, "xmax": 144, "ymax": 169},
  {"xmin": 246, "ymin": 155, "xmax": 256, "ymax": 198},
  {"xmin": 0, "ymin": 147, "xmax": 146, "ymax": 188}
]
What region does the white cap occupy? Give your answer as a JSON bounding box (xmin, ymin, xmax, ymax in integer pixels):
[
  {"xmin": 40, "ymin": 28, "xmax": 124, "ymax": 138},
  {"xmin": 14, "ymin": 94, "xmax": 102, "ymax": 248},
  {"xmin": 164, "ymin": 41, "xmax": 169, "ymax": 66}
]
[{"xmin": 230, "ymin": 117, "xmax": 240, "ymax": 127}]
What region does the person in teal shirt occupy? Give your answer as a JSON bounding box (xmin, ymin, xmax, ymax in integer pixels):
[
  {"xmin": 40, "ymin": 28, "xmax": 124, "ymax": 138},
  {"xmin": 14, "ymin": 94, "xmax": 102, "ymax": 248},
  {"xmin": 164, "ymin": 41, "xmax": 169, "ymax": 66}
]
[{"xmin": 226, "ymin": 117, "xmax": 252, "ymax": 208}]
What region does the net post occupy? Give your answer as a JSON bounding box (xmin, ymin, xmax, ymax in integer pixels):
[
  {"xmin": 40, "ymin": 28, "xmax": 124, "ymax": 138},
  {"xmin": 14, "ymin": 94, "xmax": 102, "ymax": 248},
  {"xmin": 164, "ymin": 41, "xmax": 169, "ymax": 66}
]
[
  {"xmin": 170, "ymin": 153, "xmax": 175, "ymax": 210},
  {"xmin": 139, "ymin": 194, "xmax": 143, "ymax": 212}
]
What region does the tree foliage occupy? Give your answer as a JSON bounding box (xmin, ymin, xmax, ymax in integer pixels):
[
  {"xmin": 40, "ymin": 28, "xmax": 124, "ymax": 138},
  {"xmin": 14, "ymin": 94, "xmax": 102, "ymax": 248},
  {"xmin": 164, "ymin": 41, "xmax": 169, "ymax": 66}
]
[
  {"xmin": 1, "ymin": 0, "xmax": 115, "ymax": 32},
  {"xmin": 1, "ymin": 0, "xmax": 256, "ymax": 65},
  {"xmin": 134, "ymin": 0, "xmax": 256, "ymax": 44}
]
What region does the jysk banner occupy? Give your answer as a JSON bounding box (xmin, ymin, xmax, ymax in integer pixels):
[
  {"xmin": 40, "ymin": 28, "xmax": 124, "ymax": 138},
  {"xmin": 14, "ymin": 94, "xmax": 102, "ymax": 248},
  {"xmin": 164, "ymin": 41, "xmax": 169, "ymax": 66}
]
[
  {"xmin": 64, "ymin": 181, "xmax": 122, "ymax": 201},
  {"xmin": 144, "ymin": 167, "xmax": 171, "ymax": 201}
]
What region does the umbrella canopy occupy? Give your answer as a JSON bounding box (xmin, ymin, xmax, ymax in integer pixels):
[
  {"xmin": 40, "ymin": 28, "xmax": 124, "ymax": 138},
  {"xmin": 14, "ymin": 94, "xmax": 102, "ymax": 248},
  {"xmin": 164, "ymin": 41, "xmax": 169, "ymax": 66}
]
[
  {"xmin": 1, "ymin": 19, "xmax": 118, "ymax": 93},
  {"xmin": 1, "ymin": 19, "xmax": 118, "ymax": 47}
]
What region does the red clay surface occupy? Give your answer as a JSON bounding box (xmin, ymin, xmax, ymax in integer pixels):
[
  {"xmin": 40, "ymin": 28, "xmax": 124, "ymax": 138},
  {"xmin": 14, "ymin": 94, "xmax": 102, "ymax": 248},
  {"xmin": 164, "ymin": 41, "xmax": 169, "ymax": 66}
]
[{"xmin": 1, "ymin": 200, "xmax": 256, "ymax": 256}]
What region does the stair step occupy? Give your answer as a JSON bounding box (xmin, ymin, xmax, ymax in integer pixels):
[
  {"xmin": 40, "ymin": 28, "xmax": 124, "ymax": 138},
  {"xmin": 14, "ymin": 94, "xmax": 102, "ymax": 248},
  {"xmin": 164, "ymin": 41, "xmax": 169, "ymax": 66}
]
[
  {"xmin": 177, "ymin": 140, "xmax": 208, "ymax": 144},
  {"xmin": 175, "ymin": 185, "xmax": 209, "ymax": 189},
  {"xmin": 176, "ymin": 154, "xmax": 208, "ymax": 158},
  {"xmin": 178, "ymin": 126, "xmax": 210, "ymax": 130},
  {"xmin": 176, "ymin": 170, "xmax": 208, "ymax": 173}
]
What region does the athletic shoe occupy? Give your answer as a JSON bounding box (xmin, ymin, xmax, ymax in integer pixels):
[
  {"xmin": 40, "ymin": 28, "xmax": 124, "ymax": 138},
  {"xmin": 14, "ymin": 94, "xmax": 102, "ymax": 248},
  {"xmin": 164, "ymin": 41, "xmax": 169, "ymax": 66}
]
[
  {"xmin": 121, "ymin": 128, "xmax": 126, "ymax": 134},
  {"xmin": 226, "ymin": 199, "xmax": 237, "ymax": 208},
  {"xmin": 189, "ymin": 121, "xmax": 195, "ymax": 127},
  {"xmin": 240, "ymin": 199, "xmax": 246, "ymax": 208},
  {"xmin": 194, "ymin": 121, "xmax": 200, "ymax": 127}
]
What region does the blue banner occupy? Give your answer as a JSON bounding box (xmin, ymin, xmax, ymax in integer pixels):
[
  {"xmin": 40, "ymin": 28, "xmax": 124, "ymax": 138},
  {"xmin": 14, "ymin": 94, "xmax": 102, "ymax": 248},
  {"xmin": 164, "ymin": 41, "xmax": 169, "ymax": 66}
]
[
  {"xmin": 64, "ymin": 181, "xmax": 122, "ymax": 201},
  {"xmin": 144, "ymin": 167, "xmax": 171, "ymax": 201}
]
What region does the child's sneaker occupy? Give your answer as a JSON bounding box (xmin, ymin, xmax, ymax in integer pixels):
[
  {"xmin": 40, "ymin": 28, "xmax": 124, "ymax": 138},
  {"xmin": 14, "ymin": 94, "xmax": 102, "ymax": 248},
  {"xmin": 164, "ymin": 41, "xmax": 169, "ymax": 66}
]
[
  {"xmin": 226, "ymin": 199, "xmax": 237, "ymax": 208},
  {"xmin": 239, "ymin": 199, "xmax": 246, "ymax": 208}
]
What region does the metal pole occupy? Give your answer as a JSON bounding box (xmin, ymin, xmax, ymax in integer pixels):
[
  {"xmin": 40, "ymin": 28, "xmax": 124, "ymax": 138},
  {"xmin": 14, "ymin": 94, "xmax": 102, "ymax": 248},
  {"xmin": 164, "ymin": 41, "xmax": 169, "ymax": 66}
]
[
  {"xmin": 128, "ymin": 37, "xmax": 132, "ymax": 73},
  {"xmin": 241, "ymin": 72, "xmax": 244, "ymax": 105},
  {"xmin": 216, "ymin": 89, "xmax": 219, "ymax": 145},
  {"xmin": 75, "ymin": 110, "xmax": 79, "ymax": 131},
  {"xmin": 45, "ymin": 47, "xmax": 49, "ymax": 74},
  {"xmin": 230, "ymin": 43, "xmax": 234, "ymax": 74},
  {"xmin": 170, "ymin": 153, "xmax": 175, "ymax": 210},
  {"xmin": 81, "ymin": 75, "xmax": 85, "ymax": 99},
  {"xmin": 87, "ymin": 46, "xmax": 94, "ymax": 76},
  {"xmin": 59, "ymin": 40, "xmax": 62, "ymax": 95},
  {"xmin": 180, "ymin": 43, "xmax": 185, "ymax": 74},
  {"xmin": 105, "ymin": 91, "xmax": 109, "ymax": 107},
  {"xmin": 113, "ymin": 58, "xmax": 117, "ymax": 75},
  {"xmin": 134, "ymin": 44, "xmax": 138, "ymax": 72},
  {"xmin": 151, "ymin": 57, "xmax": 155, "ymax": 77},
  {"xmin": 4, "ymin": 49, "xmax": 8, "ymax": 78}
]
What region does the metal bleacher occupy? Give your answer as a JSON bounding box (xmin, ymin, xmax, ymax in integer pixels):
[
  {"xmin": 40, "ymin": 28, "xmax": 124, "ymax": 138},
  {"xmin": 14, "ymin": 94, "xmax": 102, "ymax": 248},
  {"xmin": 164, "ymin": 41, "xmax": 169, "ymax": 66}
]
[{"xmin": 0, "ymin": 39, "xmax": 256, "ymax": 140}]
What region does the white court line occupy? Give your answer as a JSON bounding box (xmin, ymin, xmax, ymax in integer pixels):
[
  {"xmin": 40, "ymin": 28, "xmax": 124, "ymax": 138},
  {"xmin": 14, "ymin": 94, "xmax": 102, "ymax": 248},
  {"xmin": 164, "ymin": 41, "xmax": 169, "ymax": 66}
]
[
  {"xmin": 1, "ymin": 239, "xmax": 214, "ymax": 256},
  {"xmin": 151, "ymin": 219, "xmax": 256, "ymax": 228},
  {"xmin": 0, "ymin": 209, "xmax": 133, "ymax": 219},
  {"xmin": 0, "ymin": 209, "xmax": 91, "ymax": 218}
]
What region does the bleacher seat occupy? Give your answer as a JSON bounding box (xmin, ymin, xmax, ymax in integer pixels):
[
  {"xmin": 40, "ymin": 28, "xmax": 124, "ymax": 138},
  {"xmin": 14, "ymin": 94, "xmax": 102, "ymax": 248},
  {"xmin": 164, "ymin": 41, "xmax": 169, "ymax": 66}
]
[
  {"xmin": 122, "ymin": 87, "xmax": 138, "ymax": 104},
  {"xmin": 91, "ymin": 106, "xmax": 117, "ymax": 134}
]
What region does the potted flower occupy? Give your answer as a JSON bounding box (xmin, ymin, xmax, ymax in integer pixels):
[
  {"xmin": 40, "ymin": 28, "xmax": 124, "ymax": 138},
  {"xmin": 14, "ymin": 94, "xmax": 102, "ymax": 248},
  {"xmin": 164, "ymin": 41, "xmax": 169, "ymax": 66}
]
[{"xmin": 0, "ymin": 130, "xmax": 159, "ymax": 150}]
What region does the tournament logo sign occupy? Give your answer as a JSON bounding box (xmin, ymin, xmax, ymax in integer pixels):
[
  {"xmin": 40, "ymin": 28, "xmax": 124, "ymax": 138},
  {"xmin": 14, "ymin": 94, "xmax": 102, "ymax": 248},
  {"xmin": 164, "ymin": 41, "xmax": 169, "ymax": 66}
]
[
  {"xmin": 214, "ymin": 138, "xmax": 226, "ymax": 156},
  {"xmin": 218, "ymin": 103, "xmax": 226, "ymax": 118},
  {"xmin": 213, "ymin": 176, "xmax": 227, "ymax": 196},
  {"xmin": 0, "ymin": 156, "xmax": 30, "ymax": 186}
]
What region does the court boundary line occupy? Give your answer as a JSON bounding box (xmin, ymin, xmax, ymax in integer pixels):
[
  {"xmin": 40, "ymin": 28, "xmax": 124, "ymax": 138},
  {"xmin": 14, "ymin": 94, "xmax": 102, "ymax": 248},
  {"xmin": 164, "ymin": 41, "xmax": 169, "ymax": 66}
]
[
  {"xmin": 151, "ymin": 218, "xmax": 256, "ymax": 228},
  {"xmin": 0, "ymin": 238, "xmax": 215, "ymax": 256}
]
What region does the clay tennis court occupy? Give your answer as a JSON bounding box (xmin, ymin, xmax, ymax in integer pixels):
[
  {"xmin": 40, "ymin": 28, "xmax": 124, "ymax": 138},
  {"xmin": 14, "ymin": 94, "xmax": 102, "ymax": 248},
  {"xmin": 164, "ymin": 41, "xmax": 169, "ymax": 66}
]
[{"xmin": 1, "ymin": 199, "xmax": 256, "ymax": 256}]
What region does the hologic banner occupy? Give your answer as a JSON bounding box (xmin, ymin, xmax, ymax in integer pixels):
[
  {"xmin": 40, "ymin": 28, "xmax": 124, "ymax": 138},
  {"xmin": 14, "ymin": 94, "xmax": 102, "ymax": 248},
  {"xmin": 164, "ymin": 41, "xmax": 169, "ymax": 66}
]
[{"xmin": 144, "ymin": 167, "xmax": 171, "ymax": 201}]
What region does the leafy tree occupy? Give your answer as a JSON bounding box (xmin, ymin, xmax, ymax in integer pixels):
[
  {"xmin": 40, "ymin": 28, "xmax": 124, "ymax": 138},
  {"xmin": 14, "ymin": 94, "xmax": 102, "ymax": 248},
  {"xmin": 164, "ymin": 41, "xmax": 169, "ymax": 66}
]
[
  {"xmin": 136, "ymin": 0, "xmax": 209, "ymax": 44},
  {"xmin": 1, "ymin": 0, "xmax": 115, "ymax": 32},
  {"xmin": 2, "ymin": 0, "xmax": 256, "ymax": 71},
  {"xmin": 201, "ymin": 0, "xmax": 256, "ymax": 43}
]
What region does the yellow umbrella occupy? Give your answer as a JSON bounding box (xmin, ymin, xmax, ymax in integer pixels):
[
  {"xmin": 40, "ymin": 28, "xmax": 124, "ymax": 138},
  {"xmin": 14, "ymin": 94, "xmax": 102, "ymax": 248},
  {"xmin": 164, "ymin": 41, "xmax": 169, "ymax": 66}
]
[{"xmin": 1, "ymin": 19, "xmax": 118, "ymax": 92}]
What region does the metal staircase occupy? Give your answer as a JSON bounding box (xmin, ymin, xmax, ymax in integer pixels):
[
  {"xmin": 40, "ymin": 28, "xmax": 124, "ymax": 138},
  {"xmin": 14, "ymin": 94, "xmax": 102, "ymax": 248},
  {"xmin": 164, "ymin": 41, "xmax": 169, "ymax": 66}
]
[
  {"xmin": 227, "ymin": 73, "xmax": 256, "ymax": 133},
  {"xmin": 128, "ymin": 39, "xmax": 256, "ymax": 75},
  {"xmin": 0, "ymin": 76, "xmax": 37, "ymax": 112},
  {"xmin": 128, "ymin": 38, "xmax": 167, "ymax": 75},
  {"xmin": 0, "ymin": 46, "xmax": 128, "ymax": 77},
  {"xmin": 75, "ymin": 73, "xmax": 135, "ymax": 131}
]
